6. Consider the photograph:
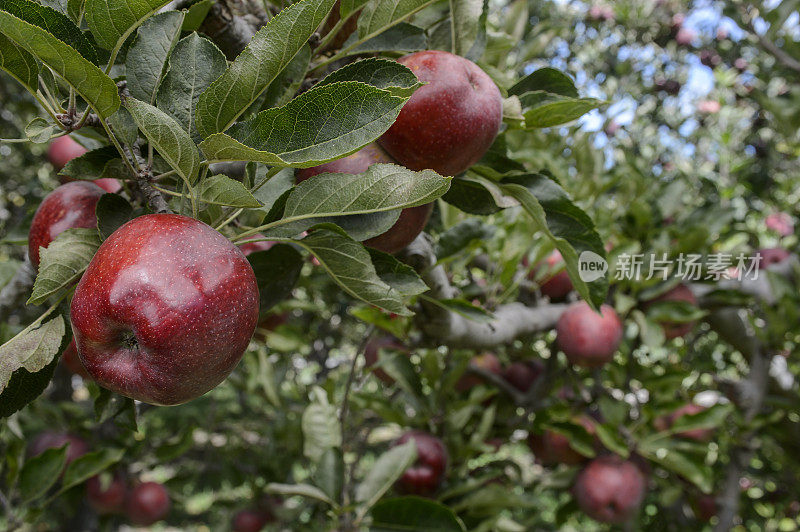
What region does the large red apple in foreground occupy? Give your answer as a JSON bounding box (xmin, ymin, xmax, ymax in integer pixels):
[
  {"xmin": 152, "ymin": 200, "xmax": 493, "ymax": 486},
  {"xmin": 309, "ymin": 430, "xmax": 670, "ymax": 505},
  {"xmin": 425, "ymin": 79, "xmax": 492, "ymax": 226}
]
[
  {"xmin": 297, "ymin": 143, "xmax": 433, "ymax": 254},
  {"xmin": 48, "ymin": 135, "xmax": 87, "ymax": 170},
  {"xmin": 378, "ymin": 50, "xmax": 502, "ymax": 176},
  {"xmin": 28, "ymin": 181, "xmax": 105, "ymax": 268},
  {"xmin": 70, "ymin": 214, "xmax": 259, "ymax": 405},
  {"xmin": 393, "ymin": 431, "xmax": 448, "ymax": 496},
  {"xmin": 125, "ymin": 482, "xmax": 170, "ymax": 525},
  {"xmin": 556, "ymin": 302, "xmax": 623, "ymax": 368},
  {"xmin": 574, "ymin": 455, "xmax": 646, "ymax": 524}
]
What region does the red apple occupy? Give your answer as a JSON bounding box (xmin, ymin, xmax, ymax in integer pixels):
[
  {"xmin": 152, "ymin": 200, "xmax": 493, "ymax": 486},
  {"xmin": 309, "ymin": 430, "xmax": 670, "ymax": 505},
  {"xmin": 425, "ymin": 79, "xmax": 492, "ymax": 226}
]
[
  {"xmin": 645, "ymin": 284, "xmax": 697, "ymax": 340},
  {"xmin": 232, "ymin": 508, "xmax": 273, "ymax": 532},
  {"xmin": 765, "ymin": 213, "xmax": 793, "ymax": 236},
  {"xmin": 378, "ymin": 50, "xmax": 502, "ymax": 176},
  {"xmin": 556, "ymin": 302, "xmax": 623, "ymax": 368},
  {"xmin": 574, "ymin": 455, "xmax": 646, "ymax": 524},
  {"xmin": 239, "ymin": 233, "xmax": 275, "ymax": 256},
  {"xmin": 125, "ymin": 482, "xmax": 170, "ymax": 526},
  {"xmin": 297, "ymin": 143, "xmax": 433, "ymax": 254},
  {"xmin": 62, "ymin": 339, "xmax": 91, "ymax": 379},
  {"xmin": 94, "ymin": 178, "xmax": 122, "ymax": 193},
  {"xmin": 663, "ymin": 403, "xmax": 712, "ymax": 441},
  {"xmin": 364, "ymin": 335, "xmax": 409, "ymax": 385},
  {"xmin": 502, "ymin": 360, "xmax": 544, "ymax": 393},
  {"xmin": 86, "ymin": 472, "xmax": 127, "ymax": 514},
  {"xmin": 528, "ymin": 417, "xmax": 595, "ymax": 466},
  {"xmin": 675, "ymin": 28, "xmax": 695, "ymax": 46},
  {"xmin": 393, "ymin": 431, "xmax": 448, "ymax": 496},
  {"xmin": 70, "ymin": 214, "xmax": 260, "ymax": 405},
  {"xmin": 528, "ymin": 250, "xmax": 573, "ymax": 300},
  {"xmin": 28, "ymin": 181, "xmax": 105, "ymax": 268},
  {"xmin": 48, "ymin": 135, "xmax": 87, "ymax": 171},
  {"xmin": 758, "ymin": 247, "xmax": 790, "ymax": 268},
  {"xmin": 27, "ymin": 431, "xmax": 89, "ymax": 467},
  {"xmin": 455, "ymin": 352, "xmax": 502, "ymax": 392}
]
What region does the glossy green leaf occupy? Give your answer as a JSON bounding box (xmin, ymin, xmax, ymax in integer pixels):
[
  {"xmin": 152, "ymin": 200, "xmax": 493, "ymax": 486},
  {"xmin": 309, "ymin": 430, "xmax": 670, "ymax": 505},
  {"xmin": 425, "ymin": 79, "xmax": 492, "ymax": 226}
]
[
  {"xmin": 25, "ymin": 117, "xmax": 55, "ymax": 143},
  {"xmin": 96, "ymin": 193, "xmax": 133, "ymax": 239},
  {"xmin": 125, "ymin": 11, "xmax": 184, "ymax": 104},
  {"xmin": 450, "ymin": 0, "xmax": 482, "ymax": 56},
  {"xmin": 265, "ymin": 482, "xmax": 336, "ymax": 506},
  {"xmin": 0, "ymin": 315, "xmax": 64, "ymax": 394},
  {"xmin": 340, "ymin": 0, "xmax": 369, "ymax": 18},
  {"xmin": 60, "ymin": 448, "xmax": 125, "ymax": 492},
  {"xmin": 519, "ymin": 91, "xmax": 603, "ymax": 128},
  {"xmin": 19, "ymin": 446, "xmax": 67, "ymax": 502},
  {"xmin": 368, "ymin": 248, "xmax": 427, "ymax": 297},
  {"xmin": 509, "ymin": 67, "xmax": 578, "ymax": 97},
  {"xmin": 260, "ymin": 43, "xmax": 311, "ymax": 110},
  {"xmin": 355, "ymin": 440, "xmax": 417, "ymax": 510},
  {"xmin": 0, "ymin": 356, "xmax": 59, "ymax": 418},
  {"xmin": 0, "ymin": 33, "xmax": 39, "ymax": 95},
  {"xmin": 356, "ymin": 0, "xmax": 437, "ymax": 43},
  {"xmin": 28, "ymin": 228, "xmax": 101, "ymax": 305},
  {"xmin": 247, "ymin": 244, "xmax": 304, "ymax": 314},
  {"xmin": 302, "ymin": 393, "xmax": 341, "ymax": 462},
  {"xmin": 85, "ymin": 0, "xmax": 173, "ymax": 52},
  {"xmin": 312, "ymin": 447, "xmax": 344, "ymax": 503},
  {"xmin": 124, "ymin": 97, "xmax": 200, "ymax": 184},
  {"xmin": 195, "ymin": 0, "xmax": 336, "ymax": 137},
  {"xmin": 316, "ymin": 57, "xmax": 422, "ymax": 97},
  {"xmin": 59, "ymin": 145, "xmax": 120, "ymax": 179},
  {"xmin": 197, "ymin": 174, "xmax": 261, "ymax": 207},
  {"xmin": 371, "ymin": 496, "xmax": 466, "ymax": 531}
]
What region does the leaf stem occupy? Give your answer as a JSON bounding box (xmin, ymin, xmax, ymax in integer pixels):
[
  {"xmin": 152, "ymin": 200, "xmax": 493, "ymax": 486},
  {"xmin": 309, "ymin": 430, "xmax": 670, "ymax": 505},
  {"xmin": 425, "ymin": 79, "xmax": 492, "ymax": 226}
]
[{"xmin": 215, "ymin": 208, "xmax": 244, "ymax": 231}]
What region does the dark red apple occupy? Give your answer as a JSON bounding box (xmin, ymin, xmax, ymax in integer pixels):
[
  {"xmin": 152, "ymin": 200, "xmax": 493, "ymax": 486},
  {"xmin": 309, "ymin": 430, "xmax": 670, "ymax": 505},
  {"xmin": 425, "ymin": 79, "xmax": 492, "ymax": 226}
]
[
  {"xmin": 758, "ymin": 247, "xmax": 790, "ymax": 268},
  {"xmin": 528, "ymin": 250, "xmax": 573, "ymax": 300},
  {"xmin": 125, "ymin": 482, "xmax": 170, "ymax": 526},
  {"xmin": 94, "ymin": 178, "xmax": 122, "ymax": 193},
  {"xmin": 378, "ymin": 50, "xmax": 502, "ymax": 176},
  {"xmin": 393, "ymin": 431, "xmax": 448, "ymax": 496},
  {"xmin": 693, "ymin": 493, "xmax": 717, "ymax": 521},
  {"xmin": 62, "ymin": 339, "xmax": 91, "ymax": 379},
  {"xmin": 86, "ymin": 472, "xmax": 127, "ymax": 514},
  {"xmin": 27, "ymin": 431, "xmax": 89, "ymax": 467},
  {"xmin": 556, "ymin": 302, "xmax": 623, "ymax": 368},
  {"xmin": 645, "ymin": 284, "xmax": 697, "ymax": 340},
  {"xmin": 364, "ymin": 335, "xmax": 409, "ymax": 384},
  {"xmin": 232, "ymin": 508, "xmax": 273, "ymax": 532},
  {"xmin": 70, "ymin": 214, "xmax": 260, "ymax": 405},
  {"xmin": 48, "ymin": 135, "xmax": 87, "ymax": 171},
  {"xmin": 502, "ymin": 360, "xmax": 544, "ymax": 393},
  {"xmin": 455, "ymin": 352, "xmax": 502, "ymax": 392},
  {"xmin": 528, "ymin": 417, "xmax": 595, "ymax": 466},
  {"xmin": 574, "ymin": 455, "xmax": 646, "ymax": 524},
  {"xmin": 297, "ymin": 143, "xmax": 433, "ymax": 254},
  {"xmin": 28, "ymin": 181, "xmax": 105, "ymax": 268}
]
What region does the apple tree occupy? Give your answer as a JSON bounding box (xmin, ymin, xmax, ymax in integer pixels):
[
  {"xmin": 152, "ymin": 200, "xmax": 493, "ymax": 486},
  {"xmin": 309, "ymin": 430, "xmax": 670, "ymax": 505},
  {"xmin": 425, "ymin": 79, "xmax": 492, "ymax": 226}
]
[{"xmin": 0, "ymin": 0, "xmax": 798, "ymax": 530}]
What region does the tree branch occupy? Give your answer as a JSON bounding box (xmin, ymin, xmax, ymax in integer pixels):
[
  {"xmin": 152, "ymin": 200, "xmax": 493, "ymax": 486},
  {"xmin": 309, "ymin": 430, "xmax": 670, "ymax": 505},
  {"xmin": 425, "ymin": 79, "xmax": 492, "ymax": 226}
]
[
  {"xmin": 400, "ymin": 235, "xmax": 568, "ymax": 349},
  {"xmin": 196, "ymin": 0, "xmax": 269, "ymax": 60}
]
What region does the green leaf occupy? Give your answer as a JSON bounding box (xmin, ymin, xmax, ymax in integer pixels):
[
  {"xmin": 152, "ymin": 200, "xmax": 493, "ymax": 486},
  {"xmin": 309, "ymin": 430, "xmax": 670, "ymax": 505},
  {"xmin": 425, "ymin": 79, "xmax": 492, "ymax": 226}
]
[
  {"xmin": 0, "ymin": 33, "xmax": 39, "ymax": 96},
  {"xmin": 283, "ymin": 164, "xmax": 448, "ymax": 219},
  {"xmin": 450, "ymin": 0, "xmax": 482, "ymax": 56},
  {"xmin": 302, "ymin": 391, "xmax": 341, "ymax": 462},
  {"xmin": 312, "ymin": 447, "xmax": 344, "ymax": 504},
  {"xmin": 638, "ymin": 443, "xmax": 713, "ymax": 493},
  {"xmin": 260, "ymin": 43, "xmax": 311, "ymax": 110},
  {"xmin": 0, "ymin": 356, "xmax": 59, "ymax": 418},
  {"xmin": 0, "ymin": 0, "xmax": 99, "ymax": 64},
  {"xmin": 265, "ymin": 482, "xmax": 335, "ymax": 506},
  {"xmin": 435, "ymin": 219, "xmax": 496, "ymax": 261},
  {"xmin": 197, "ymin": 174, "xmax": 261, "ymax": 207},
  {"xmin": 499, "ymin": 173, "xmax": 607, "ymax": 309},
  {"xmin": 371, "ymin": 496, "xmax": 466, "ymax": 532},
  {"xmin": 25, "ymin": 118, "xmax": 55, "ymax": 143},
  {"xmin": 59, "ymin": 146, "xmax": 120, "ymax": 179},
  {"xmin": 0, "ymin": 11, "xmax": 119, "ymax": 117},
  {"xmin": 519, "ymin": 91, "xmax": 603, "ymax": 128},
  {"xmin": 593, "ymin": 423, "xmax": 630, "ymax": 458},
  {"xmin": 156, "ymin": 32, "xmax": 226, "ymax": 140},
  {"xmin": 356, "ymin": 0, "xmax": 437, "ymax": 43},
  {"xmin": 96, "ymin": 193, "xmax": 132, "ymax": 239},
  {"xmin": 430, "ymin": 299, "xmax": 494, "ymax": 323},
  {"xmin": 195, "ymin": 0, "xmax": 336, "ymax": 137},
  {"xmin": 316, "ymin": 57, "xmax": 422, "ymax": 98},
  {"xmin": 60, "ymin": 448, "xmax": 124, "ymax": 492},
  {"xmin": 125, "ymin": 11, "xmax": 185, "ymax": 104},
  {"xmin": 85, "ymin": 0, "xmax": 173, "ymax": 53},
  {"xmin": 28, "ymin": 228, "xmax": 101, "ymax": 305},
  {"xmin": 340, "ymin": 0, "xmax": 369, "ymax": 18},
  {"xmin": 508, "ymin": 67, "xmax": 578, "ymax": 97},
  {"xmin": 181, "ymin": 0, "xmax": 212, "ymax": 31},
  {"xmin": 247, "ymin": 244, "xmax": 304, "ymax": 314},
  {"xmin": 19, "ymin": 446, "xmax": 67, "ymax": 502},
  {"xmin": 442, "ymin": 174, "xmax": 516, "ymax": 215},
  {"xmin": 0, "ymin": 314, "xmax": 64, "ymax": 399},
  {"xmin": 379, "ymin": 351, "xmax": 423, "ymax": 401},
  {"xmin": 669, "ymin": 404, "xmax": 733, "ymax": 435},
  {"xmin": 294, "ymin": 226, "xmax": 413, "ymax": 316},
  {"xmin": 93, "ymin": 388, "xmax": 138, "ymax": 431},
  {"xmin": 198, "ymin": 82, "xmax": 409, "ymax": 166},
  {"xmin": 368, "ymin": 249, "xmax": 427, "ymax": 297},
  {"xmin": 342, "ymin": 22, "xmax": 427, "ymax": 56},
  {"xmin": 355, "ymin": 440, "xmax": 417, "ymax": 511},
  {"xmin": 124, "ymin": 97, "xmax": 200, "ymax": 184}
]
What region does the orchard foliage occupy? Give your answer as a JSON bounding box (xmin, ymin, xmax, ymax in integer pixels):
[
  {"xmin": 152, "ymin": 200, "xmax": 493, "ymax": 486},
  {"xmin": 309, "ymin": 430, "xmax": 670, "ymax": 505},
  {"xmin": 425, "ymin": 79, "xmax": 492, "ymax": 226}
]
[{"xmin": 0, "ymin": 0, "xmax": 798, "ymax": 530}]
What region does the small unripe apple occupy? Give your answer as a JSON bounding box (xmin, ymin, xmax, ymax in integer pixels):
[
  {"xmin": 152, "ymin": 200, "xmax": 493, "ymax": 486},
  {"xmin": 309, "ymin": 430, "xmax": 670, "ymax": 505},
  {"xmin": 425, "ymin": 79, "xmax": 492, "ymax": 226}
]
[
  {"xmin": 758, "ymin": 247, "xmax": 790, "ymax": 268},
  {"xmin": 62, "ymin": 339, "xmax": 91, "ymax": 379},
  {"xmin": 125, "ymin": 482, "xmax": 170, "ymax": 526},
  {"xmin": 364, "ymin": 335, "xmax": 409, "ymax": 384},
  {"xmin": 502, "ymin": 360, "xmax": 544, "ymax": 393},
  {"xmin": 455, "ymin": 352, "xmax": 502, "ymax": 392},
  {"xmin": 86, "ymin": 472, "xmax": 127, "ymax": 514},
  {"xmin": 232, "ymin": 508, "xmax": 274, "ymax": 532},
  {"xmin": 296, "ymin": 143, "xmax": 433, "ymax": 254},
  {"xmin": 47, "ymin": 135, "xmax": 87, "ymax": 171},
  {"xmin": 378, "ymin": 50, "xmax": 502, "ymax": 176},
  {"xmin": 28, "ymin": 181, "xmax": 105, "ymax": 268},
  {"xmin": 574, "ymin": 455, "xmax": 646, "ymax": 524},
  {"xmin": 27, "ymin": 431, "xmax": 89, "ymax": 467},
  {"xmin": 70, "ymin": 214, "xmax": 260, "ymax": 405},
  {"xmin": 393, "ymin": 431, "xmax": 448, "ymax": 496},
  {"xmin": 645, "ymin": 284, "xmax": 697, "ymax": 340},
  {"xmin": 556, "ymin": 302, "xmax": 623, "ymax": 368}
]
